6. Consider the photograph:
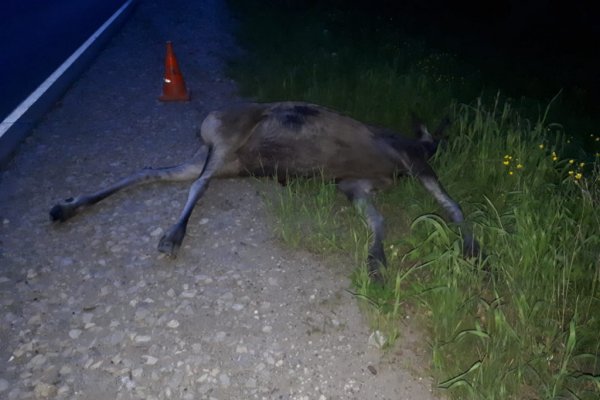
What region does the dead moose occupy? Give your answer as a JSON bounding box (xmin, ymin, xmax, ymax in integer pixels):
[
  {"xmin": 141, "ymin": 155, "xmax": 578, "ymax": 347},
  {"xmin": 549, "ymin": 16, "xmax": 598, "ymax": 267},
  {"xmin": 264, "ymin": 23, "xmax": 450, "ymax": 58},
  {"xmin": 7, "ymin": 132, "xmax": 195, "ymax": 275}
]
[{"xmin": 50, "ymin": 102, "xmax": 480, "ymax": 279}]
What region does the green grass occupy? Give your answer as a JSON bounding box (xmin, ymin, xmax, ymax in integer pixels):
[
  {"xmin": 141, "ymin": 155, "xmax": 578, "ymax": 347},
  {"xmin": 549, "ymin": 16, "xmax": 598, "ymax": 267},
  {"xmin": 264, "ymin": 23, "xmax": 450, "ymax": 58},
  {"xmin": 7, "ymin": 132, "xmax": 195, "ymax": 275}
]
[
  {"xmin": 228, "ymin": 1, "xmax": 600, "ymax": 398},
  {"xmin": 402, "ymin": 102, "xmax": 600, "ymax": 399},
  {"xmin": 266, "ymin": 174, "xmax": 368, "ymax": 256}
]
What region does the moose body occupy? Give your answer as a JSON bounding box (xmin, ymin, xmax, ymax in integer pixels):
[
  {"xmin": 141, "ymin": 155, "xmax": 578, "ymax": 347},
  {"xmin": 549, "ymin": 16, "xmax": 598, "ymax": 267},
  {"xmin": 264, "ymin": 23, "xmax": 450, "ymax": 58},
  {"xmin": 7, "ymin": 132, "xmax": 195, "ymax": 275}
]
[{"xmin": 51, "ymin": 101, "xmax": 478, "ymax": 278}]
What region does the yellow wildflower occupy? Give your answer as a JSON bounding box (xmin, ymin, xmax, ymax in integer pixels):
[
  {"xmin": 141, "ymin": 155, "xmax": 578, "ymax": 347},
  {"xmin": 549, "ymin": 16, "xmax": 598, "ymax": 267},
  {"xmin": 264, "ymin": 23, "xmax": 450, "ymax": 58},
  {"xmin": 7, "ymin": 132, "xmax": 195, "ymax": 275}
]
[
  {"xmin": 503, "ymin": 160, "xmax": 510, "ymax": 166},
  {"xmin": 568, "ymin": 159, "xmax": 575, "ymax": 164},
  {"xmin": 575, "ymin": 173, "xmax": 583, "ymax": 180},
  {"xmin": 579, "ymin": 162, "xmax": 585, "ymax": 168},
  {"xmin": 516, "ymin": 163, "xmax": 523, "ymax": 169},
  {"xmin": 539, "ymin": 144, "xmax": 545, "ymax": 149},
  {"xmin": 508, "ymin": 171, "xmax": 514, "ymax": 176},
  {"xmin": 568, "ymin": 170, "xmax": 574, "ymax": 176}
]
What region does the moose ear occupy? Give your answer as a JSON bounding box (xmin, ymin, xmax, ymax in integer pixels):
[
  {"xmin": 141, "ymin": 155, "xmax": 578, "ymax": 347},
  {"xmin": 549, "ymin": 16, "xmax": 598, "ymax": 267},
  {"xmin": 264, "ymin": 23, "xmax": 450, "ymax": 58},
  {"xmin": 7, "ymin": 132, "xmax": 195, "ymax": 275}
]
[{"xmin": 411, "ymin": 112, "xmax": 432, "ymax": 142}]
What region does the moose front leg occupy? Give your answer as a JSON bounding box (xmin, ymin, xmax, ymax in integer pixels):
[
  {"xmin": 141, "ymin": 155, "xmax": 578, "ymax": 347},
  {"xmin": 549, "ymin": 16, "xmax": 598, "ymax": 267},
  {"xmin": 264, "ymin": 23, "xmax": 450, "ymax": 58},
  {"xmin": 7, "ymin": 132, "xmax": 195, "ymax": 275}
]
[{"xmin": 337, "ymin": 179, "xmax": 386, "ymax": 281}]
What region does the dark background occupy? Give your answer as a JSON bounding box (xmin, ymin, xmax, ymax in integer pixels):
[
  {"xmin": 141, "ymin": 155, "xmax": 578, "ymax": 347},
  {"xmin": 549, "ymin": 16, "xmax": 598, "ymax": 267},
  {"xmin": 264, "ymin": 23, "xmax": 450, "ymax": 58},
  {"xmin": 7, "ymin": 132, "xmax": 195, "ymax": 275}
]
[
  {"xmin": 275, "ymin": 0, "xmax": 600, "ymax": 119},
  {"xmin": 1, "ymin": 0, "xmax": 598, "ymax": 128}
]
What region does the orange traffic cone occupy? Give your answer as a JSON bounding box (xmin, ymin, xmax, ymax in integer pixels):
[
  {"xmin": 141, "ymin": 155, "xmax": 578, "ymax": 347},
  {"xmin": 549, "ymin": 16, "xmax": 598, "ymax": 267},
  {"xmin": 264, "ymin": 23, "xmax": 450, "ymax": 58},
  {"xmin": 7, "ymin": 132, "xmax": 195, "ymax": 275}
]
[{"xmin": 159, "ymin": 41, "xmax": 190, "ymax": 101}]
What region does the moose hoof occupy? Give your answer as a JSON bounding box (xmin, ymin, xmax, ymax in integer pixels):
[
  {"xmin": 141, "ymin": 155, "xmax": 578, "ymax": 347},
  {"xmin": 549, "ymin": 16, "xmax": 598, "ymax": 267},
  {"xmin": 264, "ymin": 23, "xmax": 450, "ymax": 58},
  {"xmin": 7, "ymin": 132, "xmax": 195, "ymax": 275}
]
[
  {"xmin": 367, "ymin": 255, "xmax": 386, "ymax": 285},
  {"xmin": 49, "ymin": 198, "xmax": 77, "ymax": 222},
  {"xmin": 157, "ymin": 236, "xmax": 180, "ymax": 257},
  {"xmin": 462, "ymin": 235, "xmax": 483, "ymax": 259},
  {"xmin": 157, "ymin": 226, "xmax": 185, "ymax": 257}
]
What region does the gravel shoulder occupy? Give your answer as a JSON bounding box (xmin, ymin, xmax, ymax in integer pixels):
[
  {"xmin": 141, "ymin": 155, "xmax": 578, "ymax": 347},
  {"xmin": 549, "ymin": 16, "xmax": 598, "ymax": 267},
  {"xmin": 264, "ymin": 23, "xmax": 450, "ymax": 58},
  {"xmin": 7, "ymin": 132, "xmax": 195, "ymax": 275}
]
[{"xmin": 0, "ymin": 1, "xmax": 440, "ymax": 399}]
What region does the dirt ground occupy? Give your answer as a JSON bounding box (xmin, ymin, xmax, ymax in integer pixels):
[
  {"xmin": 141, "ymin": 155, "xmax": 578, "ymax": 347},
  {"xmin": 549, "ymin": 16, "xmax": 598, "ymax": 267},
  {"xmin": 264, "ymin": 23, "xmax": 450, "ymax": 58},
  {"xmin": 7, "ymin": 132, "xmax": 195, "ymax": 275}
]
[{"xmin": 0, "ymin": 1, "xmax": 441, "ymax": 399}]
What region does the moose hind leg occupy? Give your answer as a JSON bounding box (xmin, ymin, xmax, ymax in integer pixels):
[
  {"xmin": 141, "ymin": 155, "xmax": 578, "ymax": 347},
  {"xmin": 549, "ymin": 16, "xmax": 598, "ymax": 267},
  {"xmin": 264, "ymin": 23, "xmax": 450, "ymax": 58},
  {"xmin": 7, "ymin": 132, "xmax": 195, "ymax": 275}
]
[
  {"xmin": 337, "ymin": 179, "xmax": 386, "ymax": 281},
  {"xmin": 50, "ymin": 145, "xmax": 209, "ymax": 222}
]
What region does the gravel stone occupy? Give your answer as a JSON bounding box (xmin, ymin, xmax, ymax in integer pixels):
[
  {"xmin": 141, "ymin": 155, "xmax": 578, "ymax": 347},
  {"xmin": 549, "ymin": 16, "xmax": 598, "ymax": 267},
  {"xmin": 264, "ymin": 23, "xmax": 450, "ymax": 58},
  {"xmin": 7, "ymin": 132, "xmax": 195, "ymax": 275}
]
[
  {"xmin": 33, "ymin": 382, "xmax": 57, "ymax": 398},
  {"xmin": 262, "ymin": 325, "xmax": 273, "ymax": 333},
  {"xmin": 69, "ymin": 329, "xmax": 82, "ymax": 339},
  {"xmin": 368, "ymin": 330, "xmax": 388, "ymax": 349},
  {"xmin": 134, "ymin": 335, "xmax": 152, "ymax": 343},
  {"xmin": 143, "ymin": 355, "xmax": 159, "ymax": 365},
  {"xmin": 150, "ymin": 227, "xmax": 163, "ymax": 237},
  {"xmin": 166, "ymin": 319, "xmax": 180, "ymax": 328},
  {"xmin": 219, "ymin": 373, "xmax": 230, "ymax": 387}
]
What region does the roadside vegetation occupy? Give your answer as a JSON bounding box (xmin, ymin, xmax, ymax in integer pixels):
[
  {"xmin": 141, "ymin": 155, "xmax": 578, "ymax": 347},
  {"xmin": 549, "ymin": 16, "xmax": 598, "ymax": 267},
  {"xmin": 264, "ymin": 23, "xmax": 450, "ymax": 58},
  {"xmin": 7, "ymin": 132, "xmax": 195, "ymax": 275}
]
[{"xmin": 228, "ymin": 1, "xmax": 599, "ymax": 398}]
